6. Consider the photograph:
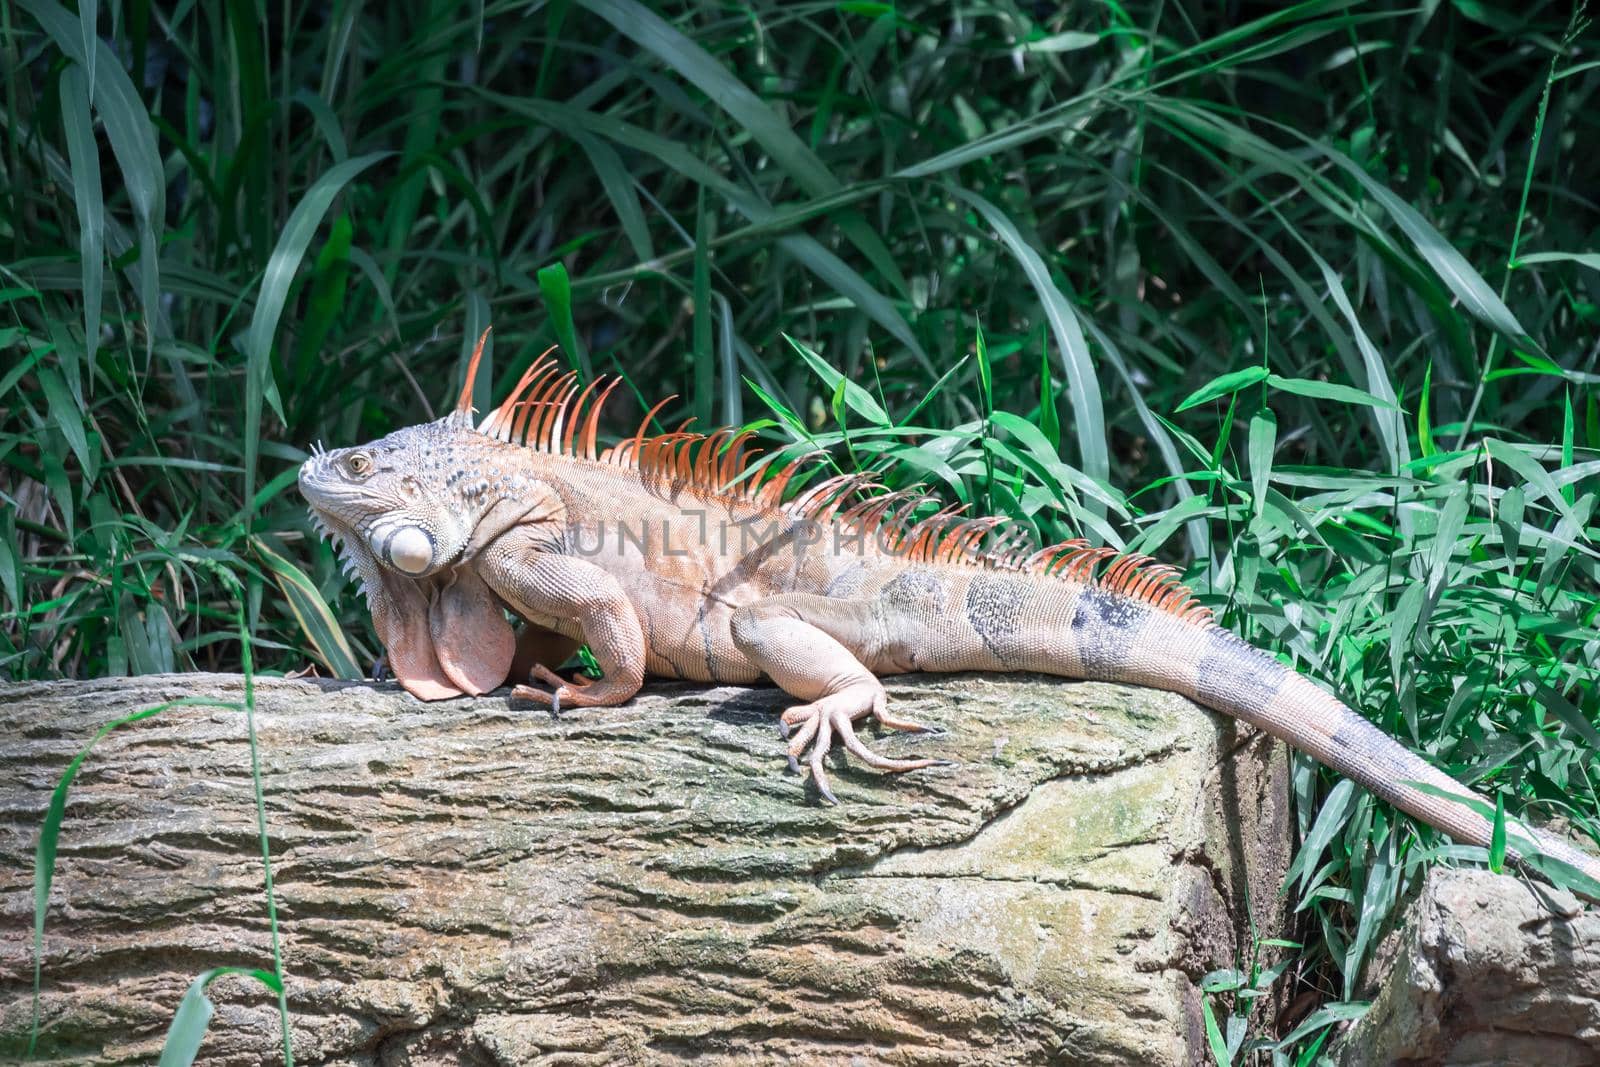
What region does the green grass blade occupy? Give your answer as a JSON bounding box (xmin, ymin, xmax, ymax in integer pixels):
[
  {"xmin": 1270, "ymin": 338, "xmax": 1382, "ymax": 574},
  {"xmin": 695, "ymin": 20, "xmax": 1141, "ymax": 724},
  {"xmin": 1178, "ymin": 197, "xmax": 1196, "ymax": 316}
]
[
  {"xmin": 1489, "ymin": 793, "xmax": 1507, "ymax": 874},
  {"xmin": 462, "ymin": 289, "xmax": 494, "ymax": 418},
  {"xmin": 156, "ymin": 963, "xmax": 283, "ymax": 1066},
  {"xmin": 1248, "ymin": 410, "xmax": 1276, "ymax": 525},
  {"xmin": 775, "ymin": 235, "xmax": 932, "ymax": 374},
  {"xmin": 29, "ymin": 698, "xmax": 242, "ymax": 1056},
  {"xmin": 693, "ymin": 187, "xmax": 713, "ymax": 428},
  {"xmin": 578, "ymin": 0, "xmax": 839, "ymax": 196},
  {"xmin": 537, "ymin": 261, "xmax": 592, "ymax": 382},
  {"xmin": 58, "ymin": 66, "xmax": 103, "ymax": 376},
  {"xmin": 240, "ymin": 150, "xmax": 391, "ymax": 526},
  {"xmin": 784, "ymin": 334, "xmax": 890, "ymax": 427},
  {"xmin": 1514, "ymin": 251, "xmax": 1600, "ymax": 271},
  {"xmin": 1266, "ymin": 374, "xmax": 1399, "ymax": 411},
  {"xmin": 573, "ymin": 129, "xmax": 656, "ymax": 265},
  {"xmin": 954, "ymin": 188, "xmax": 1108, "ymax": 493},
  {"xmin": 22, "ymin": 0, "xmax": 167, "ymax": 355},
  {"xmin": 1313, "ymin": 142, "xmax": 1540, "ymax": 353},
  {"xmin": 157, "ymin": 971, "xmax": 216, "ymax": 1067},
  {"xmin": 36, "ymin": 365, "xmax": 92, "ymax": 473},
  {"xmin": 1201, "ymin": 996, "xmax": 1230, "ymax": 1065}
]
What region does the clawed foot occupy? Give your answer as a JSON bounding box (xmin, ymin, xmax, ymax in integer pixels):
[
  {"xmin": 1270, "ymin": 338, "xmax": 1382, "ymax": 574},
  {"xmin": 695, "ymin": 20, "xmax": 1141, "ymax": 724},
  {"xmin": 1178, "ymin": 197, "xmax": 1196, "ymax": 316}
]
[
  {"xmin": 512, "ymin": 664, "xmax": 599, "ymax": 717},
  {"xmin": 780, "ymin": 687, "xmax": 943, "ymax": 803}
]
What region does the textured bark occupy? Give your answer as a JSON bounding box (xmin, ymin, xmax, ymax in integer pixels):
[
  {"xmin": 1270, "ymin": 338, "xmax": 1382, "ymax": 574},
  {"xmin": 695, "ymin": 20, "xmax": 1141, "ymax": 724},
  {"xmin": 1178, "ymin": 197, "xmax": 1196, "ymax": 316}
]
[
  {"xmin": 0, "ymin": 673, "xmax": 1289, "ymax": 1065},
  {"xmin": 1334, "ymin": 868, "xmax": 1600, "ymax": 1067}
]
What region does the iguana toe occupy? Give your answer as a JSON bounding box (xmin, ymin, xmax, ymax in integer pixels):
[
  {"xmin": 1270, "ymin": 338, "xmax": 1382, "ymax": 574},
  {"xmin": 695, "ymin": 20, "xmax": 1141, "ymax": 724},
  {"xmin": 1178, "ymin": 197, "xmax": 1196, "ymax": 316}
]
[{"xmin": 781, "ymin": 695, "xmax": 942, "ymax": 803}]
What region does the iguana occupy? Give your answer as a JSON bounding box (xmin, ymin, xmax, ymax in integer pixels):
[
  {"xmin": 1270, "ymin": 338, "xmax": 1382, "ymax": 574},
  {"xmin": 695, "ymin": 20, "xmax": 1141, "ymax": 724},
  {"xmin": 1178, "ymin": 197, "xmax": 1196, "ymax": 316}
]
[{"xmin": 298, "ymin": 331, "xmax": 1600, "ymax": 888}]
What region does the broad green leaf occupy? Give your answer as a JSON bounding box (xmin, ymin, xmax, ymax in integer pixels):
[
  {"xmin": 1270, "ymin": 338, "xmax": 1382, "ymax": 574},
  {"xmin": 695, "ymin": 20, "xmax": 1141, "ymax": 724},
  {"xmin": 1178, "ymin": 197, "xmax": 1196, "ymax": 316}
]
[
  {"xmin": 1248, "ymin": 410, "xmax": 1276, "ymax": 523},
  {"xmin": 1175, "ymin": 366, "xmax": 1268, "ymax": 412},
  {"xmin": 537, "ymin": 262, "xmax": 590, "ymax": 383},
  {"xmin": 1275, "ymin": 1001, "xmax": 1370, "ymax": 1048}
]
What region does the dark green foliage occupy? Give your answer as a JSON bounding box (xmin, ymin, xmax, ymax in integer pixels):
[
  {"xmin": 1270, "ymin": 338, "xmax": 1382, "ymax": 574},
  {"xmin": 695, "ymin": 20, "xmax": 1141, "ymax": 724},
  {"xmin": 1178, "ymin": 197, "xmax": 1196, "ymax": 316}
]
[{"xmin": 4, "ymin": 0, "xmax": 1598, "ymax": 1058}]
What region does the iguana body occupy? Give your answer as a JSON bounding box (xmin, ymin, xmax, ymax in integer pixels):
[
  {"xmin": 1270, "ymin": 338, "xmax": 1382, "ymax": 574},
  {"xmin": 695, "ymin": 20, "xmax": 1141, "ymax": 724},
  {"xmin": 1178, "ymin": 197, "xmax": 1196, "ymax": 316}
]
[{"xmin": 298, "ymin": 336, "xmax": 1600, "ymax": 887}]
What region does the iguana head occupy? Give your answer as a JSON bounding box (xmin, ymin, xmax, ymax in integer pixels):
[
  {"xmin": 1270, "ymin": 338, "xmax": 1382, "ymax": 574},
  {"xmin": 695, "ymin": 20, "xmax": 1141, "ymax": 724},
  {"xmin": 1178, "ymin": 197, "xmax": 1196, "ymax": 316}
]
[
  {"xmin": 297, "ymin": 329, "xmax": 549, "ymax": 701},
  {"xmin": 298, "ymin": 419, "xmax": 484, "ymax": 581}
]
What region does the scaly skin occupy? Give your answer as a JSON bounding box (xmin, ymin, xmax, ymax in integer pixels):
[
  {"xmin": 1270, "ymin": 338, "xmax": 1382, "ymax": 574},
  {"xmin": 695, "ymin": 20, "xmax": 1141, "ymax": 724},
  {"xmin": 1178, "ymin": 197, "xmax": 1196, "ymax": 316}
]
[{"xmin": 298, "ymin": 338, "xmax": 1600, "ymax": 891}]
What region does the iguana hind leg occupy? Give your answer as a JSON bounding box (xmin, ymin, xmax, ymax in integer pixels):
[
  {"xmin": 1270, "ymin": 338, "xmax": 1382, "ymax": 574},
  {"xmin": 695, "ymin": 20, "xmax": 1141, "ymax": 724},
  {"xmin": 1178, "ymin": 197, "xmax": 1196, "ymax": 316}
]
[{"xmin": 730, "ymin": 595, "xmax": 938, "ymax": 802}]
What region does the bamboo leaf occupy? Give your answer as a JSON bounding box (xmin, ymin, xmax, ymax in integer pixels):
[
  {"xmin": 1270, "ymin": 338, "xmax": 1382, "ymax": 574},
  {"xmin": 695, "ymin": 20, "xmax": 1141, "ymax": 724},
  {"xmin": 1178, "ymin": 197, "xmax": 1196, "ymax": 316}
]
[{"xmin": 1176, "ymin": 366, "xmax": 1269, "ymax": 412}]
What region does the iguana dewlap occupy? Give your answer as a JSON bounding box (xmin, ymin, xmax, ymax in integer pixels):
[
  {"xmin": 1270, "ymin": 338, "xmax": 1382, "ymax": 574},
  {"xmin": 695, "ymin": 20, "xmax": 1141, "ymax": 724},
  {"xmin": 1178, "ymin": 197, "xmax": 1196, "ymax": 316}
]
[{"xmin": 298, "ymin": 333, "xmax": 1600, "ymax": 889}]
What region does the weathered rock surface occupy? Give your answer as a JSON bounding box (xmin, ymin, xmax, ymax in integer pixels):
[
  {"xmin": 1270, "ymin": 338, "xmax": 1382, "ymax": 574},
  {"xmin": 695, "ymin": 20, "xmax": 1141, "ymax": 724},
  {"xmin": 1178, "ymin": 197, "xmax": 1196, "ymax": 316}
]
[
  {"xmin": 1334, "ymin": 867, "xmax": 1600, "ymax": 1067},
  {"xmin": 0, "ymin": 672, "xmax": 1289, "ymax": 1065}
]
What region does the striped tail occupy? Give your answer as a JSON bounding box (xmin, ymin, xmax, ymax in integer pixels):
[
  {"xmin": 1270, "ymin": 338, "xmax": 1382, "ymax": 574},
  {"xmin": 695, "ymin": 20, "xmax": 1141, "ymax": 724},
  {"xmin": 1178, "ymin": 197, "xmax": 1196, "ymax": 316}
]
[{"xmin": 1124, "ymin": 615, "xmax": 1600, "ymax": 894}]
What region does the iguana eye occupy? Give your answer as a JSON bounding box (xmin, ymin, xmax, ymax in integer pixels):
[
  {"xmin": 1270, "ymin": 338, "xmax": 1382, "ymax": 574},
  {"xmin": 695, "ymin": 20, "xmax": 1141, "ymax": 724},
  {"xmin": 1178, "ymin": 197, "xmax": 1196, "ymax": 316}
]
[{"xmin": 344, "ymin": 452, "xmax": 373, "ymax": 479}]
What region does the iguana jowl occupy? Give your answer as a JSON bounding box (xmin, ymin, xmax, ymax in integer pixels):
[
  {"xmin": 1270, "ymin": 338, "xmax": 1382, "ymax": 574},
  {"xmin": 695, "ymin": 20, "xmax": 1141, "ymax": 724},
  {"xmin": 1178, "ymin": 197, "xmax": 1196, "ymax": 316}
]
[{"xmin": 298, "ymin": 332, "xmax": 1600, "ymax": 888}]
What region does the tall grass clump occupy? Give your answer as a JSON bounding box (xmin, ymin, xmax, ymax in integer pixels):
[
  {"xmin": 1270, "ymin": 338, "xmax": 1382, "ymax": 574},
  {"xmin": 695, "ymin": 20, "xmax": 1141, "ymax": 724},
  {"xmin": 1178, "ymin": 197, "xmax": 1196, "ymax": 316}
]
[{"xmin": 4, "ymin": 0, "xmax": 1598, "ymax": 1059}]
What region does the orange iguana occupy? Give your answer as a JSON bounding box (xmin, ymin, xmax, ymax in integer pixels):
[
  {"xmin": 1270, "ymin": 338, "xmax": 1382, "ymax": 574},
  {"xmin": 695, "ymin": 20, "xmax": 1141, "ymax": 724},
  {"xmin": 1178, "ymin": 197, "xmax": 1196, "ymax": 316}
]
[{"xmin": 298, "ymin": 332, "xmax": 1600, "ymax": 888}]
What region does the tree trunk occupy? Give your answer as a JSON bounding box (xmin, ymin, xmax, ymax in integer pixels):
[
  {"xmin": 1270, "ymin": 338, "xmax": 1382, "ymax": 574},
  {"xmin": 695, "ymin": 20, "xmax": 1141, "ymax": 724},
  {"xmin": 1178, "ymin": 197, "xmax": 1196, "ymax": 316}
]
[{"xmin": 1, "ymin": 672, "xmax": 1289, "ymax": 1065}]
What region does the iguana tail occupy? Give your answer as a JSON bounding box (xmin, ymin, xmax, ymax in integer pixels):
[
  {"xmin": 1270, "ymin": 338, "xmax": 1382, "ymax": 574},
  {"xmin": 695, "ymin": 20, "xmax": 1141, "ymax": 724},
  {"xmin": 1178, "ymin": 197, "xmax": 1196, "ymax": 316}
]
[{"xmin": 1095, "ymin": 609, "xmax": 1600, "ymax": 892}]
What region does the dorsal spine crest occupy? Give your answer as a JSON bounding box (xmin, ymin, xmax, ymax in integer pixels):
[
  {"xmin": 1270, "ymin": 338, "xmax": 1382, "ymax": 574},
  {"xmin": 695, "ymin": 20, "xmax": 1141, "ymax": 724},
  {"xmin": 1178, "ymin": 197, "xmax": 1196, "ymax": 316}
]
[{"xmin": 465, "ymin": 353, "xmax": 1212, "ymax": 624}]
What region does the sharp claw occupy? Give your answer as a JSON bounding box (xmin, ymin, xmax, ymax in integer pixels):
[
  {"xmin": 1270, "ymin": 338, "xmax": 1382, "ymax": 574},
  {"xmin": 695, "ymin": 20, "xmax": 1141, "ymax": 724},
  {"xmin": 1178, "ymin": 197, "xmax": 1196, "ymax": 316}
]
[
  {"xmin": 510, "ymin": 683, "xmax": 564, "ymax": 719},
  {"xmin": 779, "ymin": 693, "xmax": 947, "ymax": 801},
  {"xmin": 371, "ymin": 655, "xmax": 388, "ymax": 682},
  {"xmin": 815, "ymin": 778, "xmax": 838, "ymax": 805},
  {"xmin": 810, "ymin": 712, "xmax": 835, "ymax": 803},
  {"xmin": 877, "ymin": 710, "xmax": 935, "ymax": 733}
]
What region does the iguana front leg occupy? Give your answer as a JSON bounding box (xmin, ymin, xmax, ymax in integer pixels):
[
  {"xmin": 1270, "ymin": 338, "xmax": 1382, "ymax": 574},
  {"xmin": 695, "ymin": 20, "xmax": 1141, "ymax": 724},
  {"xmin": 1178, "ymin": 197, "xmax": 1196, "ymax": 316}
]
[
  {"xmin": 730, "ymin": 594, "xmax": 938, "ymax": 802},
  {"xmin": 475, "ymin": 533, "xmax": 646, "ymax": 711}
]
